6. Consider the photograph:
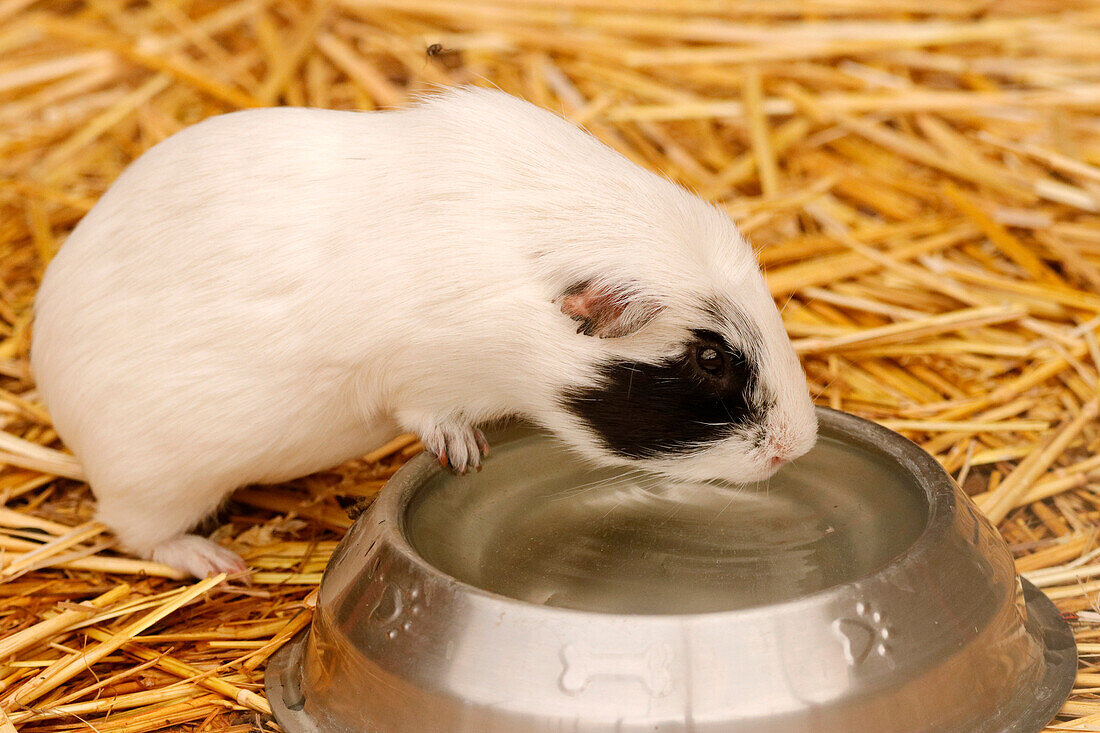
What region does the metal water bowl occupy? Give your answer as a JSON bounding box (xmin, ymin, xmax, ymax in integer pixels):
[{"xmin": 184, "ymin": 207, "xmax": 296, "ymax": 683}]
[{"xmin": 267, "ymin": 408, "xmax": 1075, "ymax": 732}]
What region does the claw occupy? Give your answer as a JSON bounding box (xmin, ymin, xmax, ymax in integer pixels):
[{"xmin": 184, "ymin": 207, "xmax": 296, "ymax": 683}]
[
  {"xmin": 421, "ymin": 420, "xmax": 491, "ymax": 475},
  {"xmin": 474, "ymin": 428, "xmax": 491, "ymax": 458}
]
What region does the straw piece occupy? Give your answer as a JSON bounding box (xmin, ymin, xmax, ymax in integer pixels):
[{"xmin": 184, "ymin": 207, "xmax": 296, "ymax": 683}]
[
  {"xmin": 316, "ymin": 32, "xmax": 405, "ymax": 107},
  {"xmin": 1027, "ymin": 560, "xmax": 1100, "ymax": 589},
  {"xmin": 1045, "ymin": 581, "xmax": 1100, "ymax": 602},
  {"xmin": 978, "ymin": 473, "xmax": 1088, "ymax": 509},
  {"xmin": 241, "ymin": 592, "xmax": 316, "ymax": 672},
  {"xmin": 0, "ymin": 507, "xmax": 74, "ymax": 535},
  {"xmin": 765, "ymin": 225, "xmax": 978, "ymax": 297},
  {"xmin": 878, "ymin": 419, "xmax": 1047, "ymax": 433},
  {"xmin": 21, "ymin": 200, "xmax": 57, "ymax": 267},
  {"xmin": 81, "ymin": 627, "xmax": 271, "ymax": 715},
  {"xmin": 603, "ymin": 85, "xmax": 1100, "ymax": 122},
  {"xmin": 363, "ymin": 432, "xmax": 420, "ymax": 463},
  {"xmin": 974, "ymin": 454, "xmax": 1100, "ymax": 503},
  {"xmin": 979, "ymin": 398, "xmax": 1100, "ymax": 526},
  {"xmin": 930, "ymin": 259, "xmax": 1100, "ymax": 313},
  {"xmin": 21, "ymin": 655, "xmax": 164, "ymax": 717},
  {"xmin": 0, "ymin": 520, "xmax": 106, "ymax": 580},
  {"xmin": 9, "ymin": 685, "xmax": 198, "ymax": 724},
  {"xmin": 232, "ymin": 487, "xmax": 353, "ymax": 530},
  {"xmin": 619, "ymin": 19, "xmax": 1037, "ymax": 66},
  {"xmin": 704, "ymin": 117, "xmax": 810, "ymax": 198},
  {"xmin": 1016, "ymin": 533, "xmax": 1095, "ymax": 575},
  {"xmin": 742, "ymin": 67, "xmax": 780, "ymax": 197},
  {"xmin": 0, "ymin": 534, "xmax": 183, "ymax": 578},
  {"xmin": 978, "ymin": 131, "xmax": 1100, "ymax": 186},
  {"xmin": 249, "ymin": 571, "xmax": 324, "ymax": 584},
  {"xmin": 256, "ymin": 0, "xmax": 334, "ymax": 104},
  {"xmin": 0, "ymin": 473, "xmax": 52, "ymax": 502},
  {"xmin": 0, "ymin": 0, "xmax": 37, "ymax": 24},
  {"xmin": 77, "ymin": 693, "xmax": 228, "ymax": 733},
  {"xmin": 941, "ymin": 345, "xmax": 1088, "ymax": 421},
  {"xmin": 30, "ymin": 16, "xmax": 260, "ymax": 109},
  {"xmin": 793, "ymin": 305, "xmax": 1025, "ymax": 354},
  {"xmin": 0, "ymin": 431, "xmax": 84, "ymax": 481},
  {"xmin": 808, "ymin": 210, "xmax": 991, "ymax": 308},
  {"xmin": 1039, "ymin": 234, "xmax": 1100, "ymax": 294},
  {"xmin": 0, "ymin": 52, "xmax": 115, "ymax": 95},
  {"xmin": 34, "ymin": 74, "xmax": 175, "ymax": 184},
  {"xmin": 130, "ymin": 618, "xmax": 289, "ymax": 642},
  {"xmin": 0, "ymin": 585, "xmax": 129, "ymax": 661},
  {"xmin": 1033, "ymin": 178, "xmax": 1100, "ymax": 212},
  {"xmin": 942, "ymin": 184, "xmax": 1064, "ymax": 286},
  {"xmin": 782, "ymin": 83, "xmax": 1034, "ymax": 199}
]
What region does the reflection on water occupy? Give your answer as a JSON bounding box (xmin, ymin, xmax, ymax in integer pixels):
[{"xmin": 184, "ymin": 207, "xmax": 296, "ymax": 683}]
[{"xmin": 405, "ymin": 435, "xmax": 927, "ymax": 614}]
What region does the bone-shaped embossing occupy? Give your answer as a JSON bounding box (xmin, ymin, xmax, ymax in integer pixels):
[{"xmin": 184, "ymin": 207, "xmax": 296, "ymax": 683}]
[{"xmin": 559, "ymin": 642, "xmax": 673, "ymax": 696}]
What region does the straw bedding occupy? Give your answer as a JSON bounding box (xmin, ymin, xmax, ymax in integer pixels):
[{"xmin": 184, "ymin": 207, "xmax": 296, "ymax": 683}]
[{"xmin": 1, "ymin": 0, "xmax": 1099, "ymax": 730}]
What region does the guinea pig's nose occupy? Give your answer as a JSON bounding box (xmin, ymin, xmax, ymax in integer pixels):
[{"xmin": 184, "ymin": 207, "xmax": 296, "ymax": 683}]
[{"xmin": 770, "ymin": 455, "xmax": 788, "ymax": 468}]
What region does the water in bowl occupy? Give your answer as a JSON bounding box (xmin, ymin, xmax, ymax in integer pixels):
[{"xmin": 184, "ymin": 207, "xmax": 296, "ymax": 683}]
[{"xmin": 404, "ymin": 433, "xmax": 927, "ymax": 614}]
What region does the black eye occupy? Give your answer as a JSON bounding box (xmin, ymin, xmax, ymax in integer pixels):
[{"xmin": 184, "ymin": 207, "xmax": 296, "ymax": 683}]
[{"xmin": 696, "ymin": 345, "xmax": 725, "ymax": 375}]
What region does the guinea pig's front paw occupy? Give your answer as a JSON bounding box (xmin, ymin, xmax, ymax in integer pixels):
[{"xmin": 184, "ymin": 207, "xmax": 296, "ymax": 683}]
[{"xmin": 420, "ymin": 421, "xmax": 490, "ymax": 475}]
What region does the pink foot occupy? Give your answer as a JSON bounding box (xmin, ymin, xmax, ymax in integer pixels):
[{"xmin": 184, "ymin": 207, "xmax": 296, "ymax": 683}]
[{"xmin": 150, "ymin": 534, "xmax": 249, "ymax": 579}]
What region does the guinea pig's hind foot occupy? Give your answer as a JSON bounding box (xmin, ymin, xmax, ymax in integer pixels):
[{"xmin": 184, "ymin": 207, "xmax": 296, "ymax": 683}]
[
  {"xmin": 150, "ymin": 534, "xmax": 249, "ymax": 580},
  {"xmin": 419, "ymin": 420, "xmax": 490, "ymax": 475}
]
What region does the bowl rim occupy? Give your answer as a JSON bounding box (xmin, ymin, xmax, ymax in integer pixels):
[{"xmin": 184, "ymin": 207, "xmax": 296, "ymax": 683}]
[{"xmin": 350, "ymin": 406, "xmax": 960, "ymax": 621}]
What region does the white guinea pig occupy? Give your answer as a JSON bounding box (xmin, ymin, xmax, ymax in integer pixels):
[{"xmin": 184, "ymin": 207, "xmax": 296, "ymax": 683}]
[{"xmin": 31, "ymin": 87, "xmax": 817, "ymax": 578}]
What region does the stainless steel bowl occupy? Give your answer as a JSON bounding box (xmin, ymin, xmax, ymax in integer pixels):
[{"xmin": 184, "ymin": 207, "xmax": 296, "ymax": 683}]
[{"xmin": 266, "ymin": 408, "xmax": 1075, "ymax": 732}]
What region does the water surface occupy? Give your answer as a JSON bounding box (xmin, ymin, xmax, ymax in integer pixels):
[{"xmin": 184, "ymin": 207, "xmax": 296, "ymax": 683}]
[{"xmin": 405, "ymin": 434, "xmax": 927, "ymax": 614}]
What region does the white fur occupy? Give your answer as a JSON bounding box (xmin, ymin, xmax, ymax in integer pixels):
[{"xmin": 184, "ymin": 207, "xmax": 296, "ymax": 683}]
[{"xmin": 31, "ymin": 88, "xmax": 816, "ymax": 576}]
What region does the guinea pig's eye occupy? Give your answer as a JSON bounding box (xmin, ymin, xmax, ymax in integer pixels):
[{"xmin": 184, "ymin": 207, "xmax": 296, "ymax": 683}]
[{"xmin": 696, "ymin": 345, "xmax": 725, "ymax": 375}]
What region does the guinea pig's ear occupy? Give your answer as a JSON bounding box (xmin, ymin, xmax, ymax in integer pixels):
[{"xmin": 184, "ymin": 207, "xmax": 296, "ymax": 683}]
[{"xmin": 556, "ymin": 280, "xmax": 664, "ymax": 339}]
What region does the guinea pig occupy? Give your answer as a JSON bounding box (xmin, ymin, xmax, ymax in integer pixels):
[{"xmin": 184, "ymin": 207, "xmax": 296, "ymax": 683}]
[{"xmin": 31, "ymin": 87, "xmax": 817, "ymax": 578}]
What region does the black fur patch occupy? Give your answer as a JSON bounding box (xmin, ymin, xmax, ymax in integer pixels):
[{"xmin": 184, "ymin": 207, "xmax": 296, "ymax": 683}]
[{"xmin": 562, "ymin": 329, "xmax": 764, "ymax": 458}]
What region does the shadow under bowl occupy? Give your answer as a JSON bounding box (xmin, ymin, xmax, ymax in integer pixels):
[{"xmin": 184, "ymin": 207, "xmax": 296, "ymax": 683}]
[{"xmin": 267, "ymin": 407, "xmax": 1075, "ymax": 732}]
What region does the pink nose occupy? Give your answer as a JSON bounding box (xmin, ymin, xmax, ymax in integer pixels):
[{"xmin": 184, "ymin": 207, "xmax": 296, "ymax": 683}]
[{"xmin": 770, "ymin": 455, "xmax": 788, "ymax": 468}]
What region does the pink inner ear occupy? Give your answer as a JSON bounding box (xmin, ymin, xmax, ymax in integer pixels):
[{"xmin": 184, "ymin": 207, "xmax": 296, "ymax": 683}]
[
  {"xmin": 558, "ymin": 281, "xmax": 662, "ymax": 339},
  {"xmin": 559, "ymin": 283, "xmax": 626, "ymax": 323}
]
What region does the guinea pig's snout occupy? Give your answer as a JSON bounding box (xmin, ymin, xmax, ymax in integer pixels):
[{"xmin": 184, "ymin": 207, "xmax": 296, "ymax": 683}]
[
  {"xmin": 768, "ymin": 444, "xmax": 797, "ymax": 469},
  {"xmin": 764, "ymin": 419, "xmax": 814, "ymax": 469}
]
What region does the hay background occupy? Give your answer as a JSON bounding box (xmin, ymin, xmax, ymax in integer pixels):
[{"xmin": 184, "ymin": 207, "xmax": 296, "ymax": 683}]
[{"xmin": 2, "ymin": 0, "xmax": 1100, "ymax": 730}]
